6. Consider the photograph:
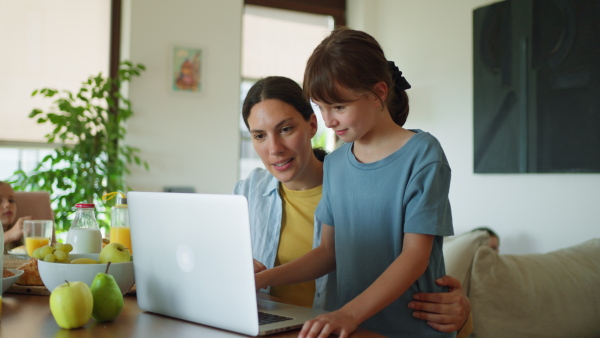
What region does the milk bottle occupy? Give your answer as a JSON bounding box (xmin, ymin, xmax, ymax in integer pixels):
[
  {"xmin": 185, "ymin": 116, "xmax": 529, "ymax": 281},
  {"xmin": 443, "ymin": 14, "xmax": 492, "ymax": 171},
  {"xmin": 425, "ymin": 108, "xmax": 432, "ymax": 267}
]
[{"xmin": 66, "ymin": 203, "xmax": 102, "ymax": 253}]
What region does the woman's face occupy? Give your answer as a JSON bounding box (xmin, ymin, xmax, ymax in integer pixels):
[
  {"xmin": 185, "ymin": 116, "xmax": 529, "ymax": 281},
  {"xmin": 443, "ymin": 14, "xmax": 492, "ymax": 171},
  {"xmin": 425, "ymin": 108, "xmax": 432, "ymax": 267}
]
[
  {"xmin": 247, "ymin": 99, "xmax": 318, "ymax": 190},
  {"xmin": 0, "ymin": 184, "xmax": 17, "ymax": 226}
]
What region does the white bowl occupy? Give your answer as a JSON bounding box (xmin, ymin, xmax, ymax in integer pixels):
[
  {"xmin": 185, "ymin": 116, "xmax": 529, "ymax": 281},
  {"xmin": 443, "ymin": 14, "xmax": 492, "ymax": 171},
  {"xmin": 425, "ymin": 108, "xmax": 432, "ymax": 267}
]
[
  {"xmin": 38, "ymin": 254, "xmax": 135, "ymax": 295},
  {"xmin": 3, "ymin": 269, "xmax": 25, "ymax": 293}
]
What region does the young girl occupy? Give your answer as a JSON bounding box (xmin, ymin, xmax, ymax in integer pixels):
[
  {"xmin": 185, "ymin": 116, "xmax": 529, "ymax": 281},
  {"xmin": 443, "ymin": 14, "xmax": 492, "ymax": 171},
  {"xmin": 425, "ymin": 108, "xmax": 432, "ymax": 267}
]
[
  {"xmin": 255, "ymin": 28, "xmax": 455, "ymax": 337},
  {"xmin": 1, "ymin": 181, "xmax": 31, "ymax": 252}
]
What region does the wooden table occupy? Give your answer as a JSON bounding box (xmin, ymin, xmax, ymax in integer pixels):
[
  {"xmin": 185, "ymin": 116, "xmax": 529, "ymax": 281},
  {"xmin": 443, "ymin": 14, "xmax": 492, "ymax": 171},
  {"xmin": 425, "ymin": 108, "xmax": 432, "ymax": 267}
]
[
  {"xmin": 2, "ymin": 255, "xmax": 385, "ymax": 338},
  {"xmin": 0, "ymin": 294, "xmax": 386, "ymax": 338}
]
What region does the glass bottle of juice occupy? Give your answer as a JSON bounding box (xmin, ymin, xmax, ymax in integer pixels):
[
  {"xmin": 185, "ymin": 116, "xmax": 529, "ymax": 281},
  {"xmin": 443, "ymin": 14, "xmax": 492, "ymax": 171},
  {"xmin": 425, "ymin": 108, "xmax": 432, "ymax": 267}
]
[
  {"xmin": 66, "ymin": 203, "xmax": 102, "ymax": 253},
  {"xmin": 109, "ymin": 195, "xmax": 132, "ymax": 254}
]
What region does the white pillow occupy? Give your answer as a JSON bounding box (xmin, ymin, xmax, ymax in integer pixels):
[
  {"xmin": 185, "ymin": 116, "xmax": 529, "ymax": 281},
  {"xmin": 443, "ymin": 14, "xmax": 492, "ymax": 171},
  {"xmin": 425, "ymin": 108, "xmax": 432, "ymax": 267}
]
[
  {"xmin": 469, "ymin": 238, "xmax": 600, "ymax": 338},
  {"xmin": 443, "ymin": 230, "xmax": 489, "ymax": 290}
]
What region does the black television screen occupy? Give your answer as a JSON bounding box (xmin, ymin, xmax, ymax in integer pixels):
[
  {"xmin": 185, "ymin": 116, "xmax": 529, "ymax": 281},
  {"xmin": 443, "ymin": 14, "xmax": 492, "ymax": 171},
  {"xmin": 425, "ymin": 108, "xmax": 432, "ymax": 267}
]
[{"xmin": 473, "ymin": 0, "xmax": 600, "ymax": 173}]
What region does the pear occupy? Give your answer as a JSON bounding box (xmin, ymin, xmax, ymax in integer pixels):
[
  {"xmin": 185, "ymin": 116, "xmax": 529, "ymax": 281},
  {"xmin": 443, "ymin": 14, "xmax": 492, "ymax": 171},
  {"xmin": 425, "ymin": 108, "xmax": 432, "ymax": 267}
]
[{"xmin": 90, "ymin": 262, "xmax": 124, "ymax": 322}]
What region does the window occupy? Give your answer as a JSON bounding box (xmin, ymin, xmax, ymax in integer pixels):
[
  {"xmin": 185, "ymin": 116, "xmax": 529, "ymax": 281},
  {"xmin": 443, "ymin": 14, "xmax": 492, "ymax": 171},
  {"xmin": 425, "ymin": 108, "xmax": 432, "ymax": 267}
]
[
  {"xmin": 239, "ymin": 5, "xmax": 336, "ymax": 179},
  {"xmin": 0, "ymin": 146, "xmax": 54, "ymax": 181}
]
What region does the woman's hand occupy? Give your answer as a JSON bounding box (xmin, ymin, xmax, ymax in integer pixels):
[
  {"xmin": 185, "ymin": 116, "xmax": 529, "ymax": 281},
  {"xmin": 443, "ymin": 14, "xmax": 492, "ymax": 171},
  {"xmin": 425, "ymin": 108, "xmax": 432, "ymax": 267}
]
[
  {"xmin": 299, "ymin": 309, "xmax": 359, "ymax": 338},
  {"xmin": 409, "ymin": 275, "xmax": 471, "ymax": 333},
  {"xmin": 4, "ymin": 216, "xmax": 31, "ymax": 243}
]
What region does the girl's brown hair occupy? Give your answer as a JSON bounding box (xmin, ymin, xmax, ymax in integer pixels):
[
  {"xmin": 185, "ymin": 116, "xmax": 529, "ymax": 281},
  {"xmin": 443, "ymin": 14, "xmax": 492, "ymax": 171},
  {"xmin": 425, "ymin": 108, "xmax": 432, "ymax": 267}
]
[{"xmin": 303, "ymin": 27, "xmax": 410, "ymax": 126}]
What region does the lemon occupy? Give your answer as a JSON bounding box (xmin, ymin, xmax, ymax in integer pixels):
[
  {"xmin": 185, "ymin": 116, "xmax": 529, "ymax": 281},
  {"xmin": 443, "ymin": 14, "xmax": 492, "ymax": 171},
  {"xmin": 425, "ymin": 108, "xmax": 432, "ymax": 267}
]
[{"xmin": 71, "ymin": 258, "xmax": 99, "ymax": 264}]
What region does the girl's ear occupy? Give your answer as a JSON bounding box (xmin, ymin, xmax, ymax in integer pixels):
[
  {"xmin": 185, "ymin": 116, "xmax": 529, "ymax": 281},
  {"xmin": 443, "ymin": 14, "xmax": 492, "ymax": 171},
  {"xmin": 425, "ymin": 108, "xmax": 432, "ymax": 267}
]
[
  {"xmin": 372, "ymin": 81, "xmax": 389, "ymax": 102},
  {"xmin": 309, "ymin": 114, "xmax": 318, "ymax": 138}
]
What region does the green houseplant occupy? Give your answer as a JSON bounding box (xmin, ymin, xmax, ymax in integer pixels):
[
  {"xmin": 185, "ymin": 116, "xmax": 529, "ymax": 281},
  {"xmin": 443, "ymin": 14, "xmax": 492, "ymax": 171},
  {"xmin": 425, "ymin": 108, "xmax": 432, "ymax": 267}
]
[{"xmin": 10, "ymin": 61, "xmax": 148, "ymax": 233}]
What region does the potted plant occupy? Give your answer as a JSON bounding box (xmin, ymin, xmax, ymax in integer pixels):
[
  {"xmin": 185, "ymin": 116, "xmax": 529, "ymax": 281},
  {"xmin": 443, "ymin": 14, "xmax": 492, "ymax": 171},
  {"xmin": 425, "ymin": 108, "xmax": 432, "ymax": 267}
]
[{"xmin": 10, "ymin": 61, "xmax": 148, "ymax": 234}]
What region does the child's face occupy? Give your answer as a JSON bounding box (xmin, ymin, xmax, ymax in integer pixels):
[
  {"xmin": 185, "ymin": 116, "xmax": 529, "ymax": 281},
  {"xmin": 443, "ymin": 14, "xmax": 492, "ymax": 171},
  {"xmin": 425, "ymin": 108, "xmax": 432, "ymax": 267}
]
[
  {"xmin": 312, "ymin": 84, "xmax": 384, "ymax": 144},
  {"xmin": 489, "ymin": 235, "xmax": 499, "ymax": 253},
  {"xmin": 247, "ymin": 99, "xmax": 318, "ymax": 190},
  {"xmin": 0, "ymin": 184, "xmax": 17, "ymax": 226}
]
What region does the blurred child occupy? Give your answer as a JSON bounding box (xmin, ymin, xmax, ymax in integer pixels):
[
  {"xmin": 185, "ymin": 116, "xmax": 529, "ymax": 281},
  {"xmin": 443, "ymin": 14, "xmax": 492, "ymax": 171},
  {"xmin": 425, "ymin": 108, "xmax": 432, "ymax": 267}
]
[
  {"xmin": 0, "ymin": 181, "xmax": 31, "ymax": 252},
  {"xmin": 471, "ymin": 226, "xmax": 500, "ymax": 252}
]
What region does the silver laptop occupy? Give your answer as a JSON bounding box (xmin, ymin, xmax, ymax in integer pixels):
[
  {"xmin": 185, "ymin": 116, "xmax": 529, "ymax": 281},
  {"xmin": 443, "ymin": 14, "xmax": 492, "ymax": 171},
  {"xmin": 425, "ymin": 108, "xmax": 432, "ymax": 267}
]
[{"xmin": 128, "ymin": 191, "xmax": 327, "ymax": 336}]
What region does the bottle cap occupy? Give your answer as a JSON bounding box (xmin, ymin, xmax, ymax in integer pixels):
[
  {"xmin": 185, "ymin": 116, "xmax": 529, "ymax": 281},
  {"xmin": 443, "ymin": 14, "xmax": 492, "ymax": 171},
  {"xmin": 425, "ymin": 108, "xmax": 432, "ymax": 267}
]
[
  {"xmin": 116, "ymin": 195, "xmax": 127, "ymax": 205},
  {"xmin": 75, "ymin": 203, "xmax": 95, "ymax": 208}
]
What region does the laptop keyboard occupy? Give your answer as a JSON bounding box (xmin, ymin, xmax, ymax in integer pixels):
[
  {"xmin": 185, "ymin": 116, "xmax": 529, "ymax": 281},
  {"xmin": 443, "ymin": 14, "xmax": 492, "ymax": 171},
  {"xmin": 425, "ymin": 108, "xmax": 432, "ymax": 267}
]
[{"xmin": 258, "ymin": 311, "xmax": 294, "ymax": 325}]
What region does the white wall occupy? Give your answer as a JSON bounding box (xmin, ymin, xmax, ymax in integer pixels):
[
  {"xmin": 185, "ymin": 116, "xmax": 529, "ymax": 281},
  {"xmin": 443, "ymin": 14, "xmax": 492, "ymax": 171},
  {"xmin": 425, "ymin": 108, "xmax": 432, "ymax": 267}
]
[
  {"xmin": 348, "ymin": 0, "xmax": 600, "ymax": 254},
  {"xmin": 123, "ymin": 0, "xmax": 243, "ymax": 194}
]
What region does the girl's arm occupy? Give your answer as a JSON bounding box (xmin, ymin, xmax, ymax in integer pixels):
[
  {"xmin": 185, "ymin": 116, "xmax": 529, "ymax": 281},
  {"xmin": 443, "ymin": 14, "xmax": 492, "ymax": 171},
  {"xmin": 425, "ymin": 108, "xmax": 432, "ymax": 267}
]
[
  {"xmin": 4, "ymin": 216, "xmax": 31, "ymax": 243},
  {"xmin": 255, "ymin": 224, "xmax": 336, "ymax": 290},
  {"xmin": 299, "ymin": 232, "xmax": 434, "ymax": 338}
]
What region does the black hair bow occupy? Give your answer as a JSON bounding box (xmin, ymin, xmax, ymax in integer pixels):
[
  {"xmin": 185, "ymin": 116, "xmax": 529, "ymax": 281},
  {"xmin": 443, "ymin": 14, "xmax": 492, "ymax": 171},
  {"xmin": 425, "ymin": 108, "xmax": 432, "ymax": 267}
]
[{"xmin": 388, "ymin": 61, "xmax": 411, "ymax": 91}]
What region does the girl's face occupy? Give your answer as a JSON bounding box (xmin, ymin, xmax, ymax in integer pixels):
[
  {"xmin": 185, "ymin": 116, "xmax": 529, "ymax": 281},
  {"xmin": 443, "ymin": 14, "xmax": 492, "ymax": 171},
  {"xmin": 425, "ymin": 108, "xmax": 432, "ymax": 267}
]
[
  {"xmin": 312, "ymin": 83, "xmax": 386, "ymax": 144},
  {"xmin": 247, "ymin": 99, "xmax": 318, "ymax": 190},
  {"xmin": 0, "ymin": 184, "xmax": 17, "ymax": 226}
]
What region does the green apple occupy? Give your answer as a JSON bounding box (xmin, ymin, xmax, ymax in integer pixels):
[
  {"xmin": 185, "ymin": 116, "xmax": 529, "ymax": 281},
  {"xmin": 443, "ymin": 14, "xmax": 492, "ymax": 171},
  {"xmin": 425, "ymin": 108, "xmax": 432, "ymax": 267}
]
[
  {"xmin": 49, "ymin": 280, "xmax": 93, "ymax": 329},
  {"xmin": 99, "ymin": 242, "xmax": 131, "ymax": 264},
  {"xmin": 90, "ymin": 262, "xmax": 124, "ymax": 322}
]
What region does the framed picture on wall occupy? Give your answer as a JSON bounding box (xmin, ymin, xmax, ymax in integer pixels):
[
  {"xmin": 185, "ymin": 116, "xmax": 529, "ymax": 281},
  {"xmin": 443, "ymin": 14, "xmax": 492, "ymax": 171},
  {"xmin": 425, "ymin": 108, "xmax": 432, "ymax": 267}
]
[{"xmin": 171, "ymin": 46, "xmax": 202, "ymax": 93}]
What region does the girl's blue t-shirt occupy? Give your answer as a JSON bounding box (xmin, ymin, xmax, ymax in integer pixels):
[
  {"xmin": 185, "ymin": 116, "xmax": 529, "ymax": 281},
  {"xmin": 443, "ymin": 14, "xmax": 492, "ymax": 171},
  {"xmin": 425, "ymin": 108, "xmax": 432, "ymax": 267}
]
[{"xmin": 315, "ymin": 129, "xmax": 455, "ymax": 337}]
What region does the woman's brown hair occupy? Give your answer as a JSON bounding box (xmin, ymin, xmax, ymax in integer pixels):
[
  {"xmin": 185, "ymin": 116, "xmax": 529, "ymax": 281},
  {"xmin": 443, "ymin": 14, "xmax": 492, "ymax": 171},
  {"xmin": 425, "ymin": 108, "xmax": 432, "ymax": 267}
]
[{"xmin": 241, "ymin": 76, "xmax": 328, "ymax": 161}]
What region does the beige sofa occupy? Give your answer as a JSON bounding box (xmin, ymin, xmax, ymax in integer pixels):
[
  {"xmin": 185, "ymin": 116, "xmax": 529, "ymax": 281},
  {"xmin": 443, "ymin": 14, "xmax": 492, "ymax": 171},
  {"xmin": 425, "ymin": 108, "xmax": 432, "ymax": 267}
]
[{"xmin": 443, "ymin": 231, "xmax": 600, "ymax": 338}]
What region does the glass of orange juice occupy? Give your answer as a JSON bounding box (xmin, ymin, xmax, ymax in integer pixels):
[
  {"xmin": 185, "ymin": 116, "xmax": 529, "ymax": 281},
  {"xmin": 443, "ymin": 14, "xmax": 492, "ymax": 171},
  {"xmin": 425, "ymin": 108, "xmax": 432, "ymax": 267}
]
[{"xmin": 23, "ymin": 220, "xmax": 53, "ymax": 257}]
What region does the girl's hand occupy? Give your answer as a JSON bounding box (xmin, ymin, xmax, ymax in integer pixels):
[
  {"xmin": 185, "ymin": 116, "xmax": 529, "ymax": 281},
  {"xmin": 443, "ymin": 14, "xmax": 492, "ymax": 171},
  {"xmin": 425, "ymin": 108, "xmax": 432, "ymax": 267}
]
[
  {"xmin": 4, "ymin": 216, "xmax": 31, "ymax": 242},
  {"xmin": 254, "ymin": 270, "xmax": 268, "ymax": 291},
  {"xmin": 299, "ymin": 310, "xmax": 359, "ymax": 338},
  {"xmin": 253, "ymin": 259, "xmax": 266, "ymax": 273}
]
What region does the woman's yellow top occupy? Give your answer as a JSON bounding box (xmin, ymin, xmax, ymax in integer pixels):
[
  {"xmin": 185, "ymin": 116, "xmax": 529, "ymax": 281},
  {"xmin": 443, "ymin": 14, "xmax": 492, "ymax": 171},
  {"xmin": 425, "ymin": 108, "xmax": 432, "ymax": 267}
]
[{"xmin": 269, "ymin": 183, "xmax": 322, "ymax": 307}]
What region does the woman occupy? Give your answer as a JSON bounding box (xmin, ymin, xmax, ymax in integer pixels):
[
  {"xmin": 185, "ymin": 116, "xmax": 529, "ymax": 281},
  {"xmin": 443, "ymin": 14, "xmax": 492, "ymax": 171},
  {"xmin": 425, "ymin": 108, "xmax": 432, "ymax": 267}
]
[
  {"xmin": 1, "ymin": 181, "xmax": 31, "ymax": 252},
  {"xmin": 234, "ymin": 76, "xmax": 472, "ymax": 335}
]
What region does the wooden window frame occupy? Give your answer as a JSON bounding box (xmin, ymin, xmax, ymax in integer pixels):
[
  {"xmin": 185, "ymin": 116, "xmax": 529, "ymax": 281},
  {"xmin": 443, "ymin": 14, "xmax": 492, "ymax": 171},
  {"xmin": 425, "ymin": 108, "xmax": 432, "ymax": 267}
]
[{"xmin": 244, "ymin": 0, "xmax": 346, "ymax": 26}]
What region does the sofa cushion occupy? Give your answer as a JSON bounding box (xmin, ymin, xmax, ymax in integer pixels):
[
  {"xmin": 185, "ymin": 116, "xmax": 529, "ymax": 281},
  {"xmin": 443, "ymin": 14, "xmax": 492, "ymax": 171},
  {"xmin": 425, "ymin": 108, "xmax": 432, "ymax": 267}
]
[
  {"xmin": 443, "ymin": 230, "xmax": 489, "ymax": 290},
  {"xmin": 469, "ymin": 238, "xmax": 600, "ymax": 338}
]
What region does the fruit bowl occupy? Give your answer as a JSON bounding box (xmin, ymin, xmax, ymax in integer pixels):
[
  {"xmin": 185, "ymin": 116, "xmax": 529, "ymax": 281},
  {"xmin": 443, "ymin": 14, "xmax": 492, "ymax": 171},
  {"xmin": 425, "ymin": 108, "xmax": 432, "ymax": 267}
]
[{"xmin": 38, "ymin": 254, "xmax": 135, "ymax": 295}]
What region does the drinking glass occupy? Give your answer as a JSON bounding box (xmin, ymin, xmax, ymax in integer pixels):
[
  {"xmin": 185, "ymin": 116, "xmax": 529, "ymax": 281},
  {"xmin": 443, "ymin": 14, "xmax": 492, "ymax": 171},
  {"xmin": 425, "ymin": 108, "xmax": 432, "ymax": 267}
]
[{"xmin": 23, "ymin": 220, "xmax": 53, "ymax": 257}]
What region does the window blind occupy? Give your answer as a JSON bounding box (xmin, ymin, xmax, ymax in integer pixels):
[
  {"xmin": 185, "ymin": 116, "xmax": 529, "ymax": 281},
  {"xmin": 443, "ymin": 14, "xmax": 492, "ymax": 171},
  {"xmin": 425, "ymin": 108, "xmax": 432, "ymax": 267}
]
[{"xmin": 0, "ymin": 0, "xmax": 110, "ymax": 143}]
